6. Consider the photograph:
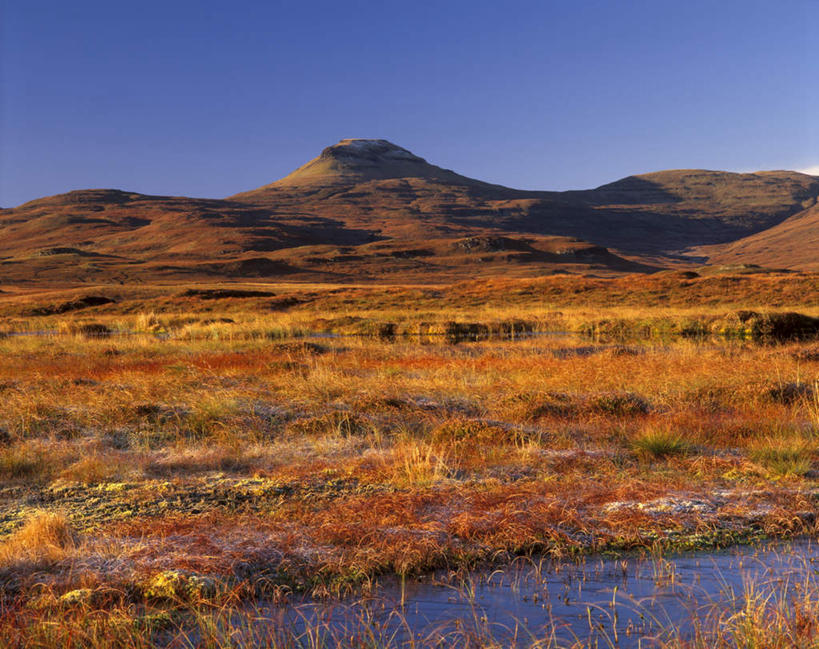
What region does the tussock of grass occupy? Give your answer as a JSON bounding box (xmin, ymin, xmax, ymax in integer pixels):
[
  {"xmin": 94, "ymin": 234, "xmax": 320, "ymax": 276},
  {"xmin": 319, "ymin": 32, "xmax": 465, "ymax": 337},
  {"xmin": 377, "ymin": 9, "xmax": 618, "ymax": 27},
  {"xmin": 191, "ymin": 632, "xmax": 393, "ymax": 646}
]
[
  {"xmin": 144, "ymin": 444, "xmax": 255, "ymax": 476},
  {"xmin": 391, "ymin": 440, "xmax": 453, "ymax": 487},
  {"xmin": 183, "ymin": 396, "xmax": 242, "ymax": 440},
  {"xmin": 0, "ymin": 442, "xmax": 54, "ymax": 482},
  {"xmin": 677, "ymin": 572, "xmax": 819, "ymax": 649},
  {"xmin": 712, "ymin": 310, "xmax": 819, "ymax": 341},
  {"xmin": 56, "ymin": 321, "xmax": 112, "ymax": 337},
  {"xmin": 496, "ymin": 391, "xmax": 576, "ymax": 421},
  {"xmin": 632, "ymin": 428, "xmax": 691, "ymax": 459},
  {"xmin": 430, "ymin": 417, "xmax": 531, "ymax": 448},
  {"xmin": 58, "ymin": 454, "xmax": 133, "ymax": 484},
  {"xmin": 766, "ymin": 381, "xmax": 813, "ymax": 405},
  {"xmin": 0, "ymin": 512, "xmax": 78, "ymax": 566},
  {"xmin": 749, "ymin": 436, "xmax": 815, "ymax": 477},
  {"xmin": 287, "ymin": 411, "xmax": 373, "ymax": 438},
  {"xmin": 592, "ymin": 392, "xmax": 651, "ymax": 416}
]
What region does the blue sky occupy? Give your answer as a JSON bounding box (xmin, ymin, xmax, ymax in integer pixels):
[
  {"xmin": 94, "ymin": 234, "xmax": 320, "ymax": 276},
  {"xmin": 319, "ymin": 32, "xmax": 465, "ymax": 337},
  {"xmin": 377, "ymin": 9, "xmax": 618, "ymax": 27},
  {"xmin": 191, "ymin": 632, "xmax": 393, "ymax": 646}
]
[{"xmin": 1, "ymin": 0, "xmax": 816, "ymax": 206}]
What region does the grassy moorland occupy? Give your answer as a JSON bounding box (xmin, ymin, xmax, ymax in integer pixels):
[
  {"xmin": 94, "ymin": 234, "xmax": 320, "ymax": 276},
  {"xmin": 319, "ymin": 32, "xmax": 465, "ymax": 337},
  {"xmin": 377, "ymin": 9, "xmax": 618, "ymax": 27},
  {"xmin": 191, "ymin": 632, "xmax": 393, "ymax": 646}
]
[{"xmin": 0, "ymin": 271, "xmax": 818, "ymax": 646}]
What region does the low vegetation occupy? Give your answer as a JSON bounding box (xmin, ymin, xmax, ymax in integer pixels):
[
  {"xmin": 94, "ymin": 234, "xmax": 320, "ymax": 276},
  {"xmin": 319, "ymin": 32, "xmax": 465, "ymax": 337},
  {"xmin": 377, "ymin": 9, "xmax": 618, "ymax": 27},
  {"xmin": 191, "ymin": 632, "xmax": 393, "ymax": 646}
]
[
  {"xmin": 0, "ymin": 512, "xmax": 78, "ymax": 566},
  {"xmin": 0, "ymin": 275, "xmax": 817, "ymax": 646}
]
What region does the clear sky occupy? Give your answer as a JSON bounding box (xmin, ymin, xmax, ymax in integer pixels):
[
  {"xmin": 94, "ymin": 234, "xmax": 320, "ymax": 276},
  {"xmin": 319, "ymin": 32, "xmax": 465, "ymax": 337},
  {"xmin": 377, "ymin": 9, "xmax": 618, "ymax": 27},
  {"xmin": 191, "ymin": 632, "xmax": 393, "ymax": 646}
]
[{"xmin": 1, "ymin": 0, "xmax": 817, "ymax": 206}]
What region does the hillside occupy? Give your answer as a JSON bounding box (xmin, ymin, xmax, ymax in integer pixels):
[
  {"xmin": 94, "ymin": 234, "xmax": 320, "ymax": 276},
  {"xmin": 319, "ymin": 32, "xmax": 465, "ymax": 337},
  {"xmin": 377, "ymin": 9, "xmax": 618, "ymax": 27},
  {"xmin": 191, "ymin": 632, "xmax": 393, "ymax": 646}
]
[
  {"xmin": 698, "ymin": 203, "xmax": 819, "ymax": 271},
  {"xmin": 1, "ymin": 139, "xmax": 817, "ymax": 286},
  {"xmin": 571, "ymin": 169, "xmax": 818, "ymax": 250},
  {"xmin": 233, "ymin": 140, "xmax": 819, "ymax": 255},
  {"xmin": 0, "ymin": 188, "xmax": 649, "ymax": 284}
]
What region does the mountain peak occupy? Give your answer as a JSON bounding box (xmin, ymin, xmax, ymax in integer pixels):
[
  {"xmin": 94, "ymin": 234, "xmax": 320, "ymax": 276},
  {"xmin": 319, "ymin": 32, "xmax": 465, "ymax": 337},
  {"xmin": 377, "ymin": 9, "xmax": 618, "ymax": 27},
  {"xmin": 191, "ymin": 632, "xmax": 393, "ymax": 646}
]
[
  {"xmin": 263, "ymin": 138, "xmax": 482, "ymax": 188},
  {"xmin": 321, "ymin": 139, "xmax": 423, "ymax": 163}
]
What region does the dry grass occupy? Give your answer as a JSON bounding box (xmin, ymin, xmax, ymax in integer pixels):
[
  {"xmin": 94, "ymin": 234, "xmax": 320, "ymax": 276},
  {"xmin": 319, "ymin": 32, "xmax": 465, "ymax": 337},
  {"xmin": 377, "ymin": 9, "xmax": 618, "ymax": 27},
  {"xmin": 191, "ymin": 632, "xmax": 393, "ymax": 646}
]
[
  {"xmin": 0, "ymin": 277, "xmax": 815, "ymax": 629},
  {"xmin": 0, "ymin": 512, "xmax": 78, "ymax": 566},
  {"xmin": 748, "ymin": 434, "xmax": 816, "ymax": 477},
  {"xmin": 632, "ymin": 427, "xmax": 692, "ymax": 459}
]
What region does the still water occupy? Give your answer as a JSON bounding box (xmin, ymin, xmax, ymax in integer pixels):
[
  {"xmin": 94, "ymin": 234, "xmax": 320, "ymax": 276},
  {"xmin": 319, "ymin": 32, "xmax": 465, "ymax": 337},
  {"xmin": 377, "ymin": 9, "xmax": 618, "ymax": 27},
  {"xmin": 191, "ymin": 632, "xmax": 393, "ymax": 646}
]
[{"xmin": 245, "ymin": 539, "xmax": 819, "ymax": 648}]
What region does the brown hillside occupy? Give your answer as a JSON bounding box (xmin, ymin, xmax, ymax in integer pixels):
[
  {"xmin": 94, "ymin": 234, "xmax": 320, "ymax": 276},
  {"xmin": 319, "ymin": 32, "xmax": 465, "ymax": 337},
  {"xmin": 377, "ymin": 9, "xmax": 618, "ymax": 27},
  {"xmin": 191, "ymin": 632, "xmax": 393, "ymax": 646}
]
[
  {"xmin": 1, "ymin": 139, "xmax": 817, "ymax": 285},
  {"xmin": 233, "ymin": 140, "xmax": 819, "ymax": 255},
  {"xmin": 697, "ymin": 203, "xmax": 819, "ymax": 271}
]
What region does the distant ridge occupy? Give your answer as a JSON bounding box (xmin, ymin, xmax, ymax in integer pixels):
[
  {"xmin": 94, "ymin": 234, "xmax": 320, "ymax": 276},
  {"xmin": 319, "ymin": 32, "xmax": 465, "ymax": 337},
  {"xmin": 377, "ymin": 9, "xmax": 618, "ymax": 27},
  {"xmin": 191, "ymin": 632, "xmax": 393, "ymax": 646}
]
[{"xmin": 1, "ymin": 138, "xmax": 818, "ymax": 285}]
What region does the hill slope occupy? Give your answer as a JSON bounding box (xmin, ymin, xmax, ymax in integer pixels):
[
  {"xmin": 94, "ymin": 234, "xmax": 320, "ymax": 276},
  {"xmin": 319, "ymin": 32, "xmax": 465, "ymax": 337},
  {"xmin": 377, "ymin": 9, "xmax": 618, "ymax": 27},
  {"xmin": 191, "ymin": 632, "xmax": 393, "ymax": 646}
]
[
  {"xmin": 1, "ymin": 139, "xmax": 817, "ymax": 285},
  {"xmin": 697, "ymin": 204, "xmax": 819, "ymax": 271},
  {"xmin": 233, "ymin": 140, "xmax": 819, "ymax": 255}
]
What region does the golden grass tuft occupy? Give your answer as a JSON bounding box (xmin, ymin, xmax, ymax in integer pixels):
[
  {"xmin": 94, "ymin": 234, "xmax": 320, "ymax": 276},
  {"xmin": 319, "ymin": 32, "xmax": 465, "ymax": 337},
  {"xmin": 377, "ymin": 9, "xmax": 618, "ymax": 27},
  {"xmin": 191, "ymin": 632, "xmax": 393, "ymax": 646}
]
[
  {"xmin": 0, "ymin": 441, "xmax": 56, "ymax": 482},
  {"xmin": 391, "ymin": 440, "xmax": 452, "ymax": 487},
  {"xmin": 0, "ymin": 512, "xmax": 78, "ymax": 565},
  {"xmin": 58, "ymin": 454, "xmax": 133, "ymax": 484},
  {"xmin": 631, "ymin": 427, "xmax": 692, "ymax": 459},
  {"xmin": 56, "ymin": 321, "xmax": 112, "ymax": 338},
  {"xmin": 749, "ymin": 435, "xmax": 815, "ymax": 477}
]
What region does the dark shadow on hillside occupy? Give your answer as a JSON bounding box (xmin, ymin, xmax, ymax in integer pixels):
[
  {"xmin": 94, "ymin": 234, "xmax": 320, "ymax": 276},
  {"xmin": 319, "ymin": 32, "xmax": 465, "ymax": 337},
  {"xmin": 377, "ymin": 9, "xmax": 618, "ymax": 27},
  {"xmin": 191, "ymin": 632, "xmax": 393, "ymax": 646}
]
[{"xmin": 566, "ymin": 175, "xmax": 683, "ymax": 205}]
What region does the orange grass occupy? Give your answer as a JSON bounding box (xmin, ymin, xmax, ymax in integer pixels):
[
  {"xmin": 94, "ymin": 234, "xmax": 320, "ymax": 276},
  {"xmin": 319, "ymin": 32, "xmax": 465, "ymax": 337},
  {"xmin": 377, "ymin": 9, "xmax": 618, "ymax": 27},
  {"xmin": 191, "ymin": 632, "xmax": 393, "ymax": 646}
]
[{"xmin": 0, "ymin": 281, "xmax": 816, "ymax": 606}]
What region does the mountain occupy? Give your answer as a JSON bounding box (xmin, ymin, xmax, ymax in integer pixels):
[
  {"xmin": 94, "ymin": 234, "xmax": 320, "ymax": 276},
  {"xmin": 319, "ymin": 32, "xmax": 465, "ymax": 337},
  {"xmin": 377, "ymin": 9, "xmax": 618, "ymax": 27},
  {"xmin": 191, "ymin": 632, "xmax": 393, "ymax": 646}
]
[
  {"xmin": 233, "ymin": 141, "xmax": 819, "ymax": 255},
  {"xmin": 1, "ymin": 138, "xmax": 817, "ymax": 286},
  {"xmin": 697, "ymin": 203, "xmax": 819, "ymax": 271},
  {"xmin": 237, "ymin": 138, "xmax": 495, "ymax": 189},
  {"xmin": 571, "ymin": 169, "xmax": 818, "ymax": 242}
]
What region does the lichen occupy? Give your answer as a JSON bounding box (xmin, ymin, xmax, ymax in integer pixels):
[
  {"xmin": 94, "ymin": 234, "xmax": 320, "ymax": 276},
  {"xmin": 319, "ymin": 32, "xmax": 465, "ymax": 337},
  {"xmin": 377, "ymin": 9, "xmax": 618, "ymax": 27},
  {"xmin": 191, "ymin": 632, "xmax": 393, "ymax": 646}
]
[{"xmin": 144, "ymin": 570, "xmax": 217, "ymax": 601}]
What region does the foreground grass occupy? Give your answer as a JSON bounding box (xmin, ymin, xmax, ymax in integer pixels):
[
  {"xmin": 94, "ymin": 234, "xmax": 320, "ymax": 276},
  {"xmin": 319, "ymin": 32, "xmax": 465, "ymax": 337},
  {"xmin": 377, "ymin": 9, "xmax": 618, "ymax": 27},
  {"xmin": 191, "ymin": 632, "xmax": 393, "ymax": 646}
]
[
  {"xmin": 0, "ymin": 275, "xmax": 816, "ymax": 645},
  {"xmin": 0, "ymin": 330, "xmax": 816, "ymax": 598}
]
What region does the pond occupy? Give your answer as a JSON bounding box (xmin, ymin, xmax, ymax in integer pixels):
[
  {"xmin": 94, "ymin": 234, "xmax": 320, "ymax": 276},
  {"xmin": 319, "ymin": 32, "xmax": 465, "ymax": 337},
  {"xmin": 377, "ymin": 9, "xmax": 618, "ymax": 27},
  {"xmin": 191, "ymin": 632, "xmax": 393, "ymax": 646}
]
[{"xmin": 219, "ymin": 539, "xmax": 819, "ymax": 648}]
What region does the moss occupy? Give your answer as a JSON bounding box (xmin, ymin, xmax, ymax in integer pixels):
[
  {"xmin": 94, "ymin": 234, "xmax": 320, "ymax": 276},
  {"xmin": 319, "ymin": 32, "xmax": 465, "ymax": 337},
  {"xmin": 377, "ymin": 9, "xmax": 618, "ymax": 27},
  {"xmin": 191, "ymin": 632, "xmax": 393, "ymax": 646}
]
[
  {"xmin": 98, "ymin": 482, "xmax": 131, "ymax": 493},
  {"xmin": 144, "ymin": 570, "xmax": 218, "ymax": 601},
  {"xmin": 58, "ymin": 588, "xmax": 95, "ymax": 607},
  {"xmin": 132, "ymin": 610, "xmax": 175, "ymax": 632}
]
